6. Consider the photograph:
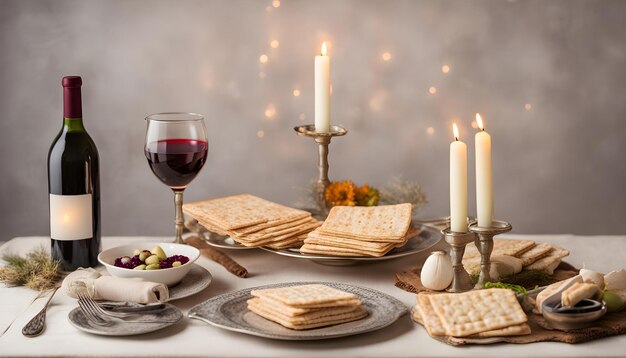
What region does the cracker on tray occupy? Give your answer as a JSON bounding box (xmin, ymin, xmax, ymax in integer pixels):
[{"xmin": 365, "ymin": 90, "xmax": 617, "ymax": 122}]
[
  {"xmin": 251, "ymin": 284, "xmax": 356, "ymax": 307},
  {"xmin": 319, "ymin": 204, "xmax": 412, "ymax": 241},
  {"xmin": 183, "ymin": 194, "xmax": 310, "ymax": 230},
  {"xmin": 427, "ymin": 288, "xmax": 528, "ymax": 337},
  {"xmin": 248, "ymin": 302, "xmax": 367, "ymax": 330}
]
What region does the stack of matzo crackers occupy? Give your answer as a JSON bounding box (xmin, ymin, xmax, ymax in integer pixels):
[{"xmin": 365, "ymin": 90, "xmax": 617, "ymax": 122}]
[
  {"xmin": 462, "ymin": 239, "xmax": 570, "ymax": 275},
  {"xmin": 413, "ymin": 289, "xmax": 530, "ymax": 338},
  {"xmin": 300, "ymin": 203, "xmax": 413, "ymax": 257},
  {"xmin": 247, "ymin": 284, "xmax": 367, "ymax": 330},
  {"xmin": 183, "ymin": 194, "xmax": 321, "ymax": 249}
]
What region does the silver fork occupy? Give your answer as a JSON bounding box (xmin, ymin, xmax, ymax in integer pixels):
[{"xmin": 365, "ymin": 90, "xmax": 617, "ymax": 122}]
[
  {"xmin": 77, "ymin": 292, "xmax": 177, "ymax": 324},
  {"xmin": 77, "ymin": 294, "xmax": 111, "ymax": 326}
]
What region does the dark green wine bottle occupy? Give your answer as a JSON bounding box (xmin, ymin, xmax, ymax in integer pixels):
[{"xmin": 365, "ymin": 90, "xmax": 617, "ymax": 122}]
[{"xmin": 48, "ymin": 76, "xmax": 101, "ymax": 271}]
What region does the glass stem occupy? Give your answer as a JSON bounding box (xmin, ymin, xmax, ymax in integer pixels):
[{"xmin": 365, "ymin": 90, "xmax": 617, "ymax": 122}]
[{"xmin": 173, "ymin": 190, "xmax": 185, "ymax": 244}]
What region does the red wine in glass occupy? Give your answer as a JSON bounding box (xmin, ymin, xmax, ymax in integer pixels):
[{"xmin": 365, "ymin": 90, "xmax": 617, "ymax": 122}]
[{"xmin": 145, "ymin": 139, "xmax": 208, "ymax": 190}]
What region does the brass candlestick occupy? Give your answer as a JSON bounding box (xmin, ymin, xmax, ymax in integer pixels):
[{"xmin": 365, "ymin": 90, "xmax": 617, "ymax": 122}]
[
  {"xmin": 294, "ymin": 124, "xmax": 347, "ymax": 213},
  {"xmin": 441, "ymin": 228, "xmax": 475, "ymax": 293},
  {"xmin": 468, "ymin": 220, "xmax": 512, "ymax": 288}
]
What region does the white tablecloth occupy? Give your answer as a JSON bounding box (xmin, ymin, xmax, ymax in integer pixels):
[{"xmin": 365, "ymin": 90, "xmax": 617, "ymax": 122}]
[{"xmin": 0, "ymin": 235, "xmax": 625, "ymax": 357}]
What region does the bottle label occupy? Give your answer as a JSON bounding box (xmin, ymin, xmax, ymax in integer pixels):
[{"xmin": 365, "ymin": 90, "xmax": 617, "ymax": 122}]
[{"xmin": 50, "ymin": 194, "xmax": 93, "ymax": 241}]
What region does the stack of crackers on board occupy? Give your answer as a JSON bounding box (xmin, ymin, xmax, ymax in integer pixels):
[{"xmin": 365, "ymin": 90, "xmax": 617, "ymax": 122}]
[
  {"xmin": 413, "ymin": 289, "xmax": 531, "ymax": 338},
  {"xmin": 300, "ymin": 203, "xmax": 414, "ymax": 257},
  {"xmin": 247, "ymin": 284, "xmax": 368, "ymax": 330},
  {"xmin": 462, "ymin": 239, "xmax": 570, "ymax": 278},
  {"xmin": 183, "ymin": 194, "xmax": 321, "ymax": 249}
]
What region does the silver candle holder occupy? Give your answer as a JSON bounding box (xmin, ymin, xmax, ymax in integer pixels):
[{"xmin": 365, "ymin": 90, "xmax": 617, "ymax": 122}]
[
  {"xmin": 441, "ymin": 219, "xmax": 512, "ymax": 292},
  {"xmin": 294, "ymin": 124, "xmax": 347, "ymax": 214},
  {"xmin": 441, "ymin": 228, "xmax": 476, "ymax": 293},
  {"xmin": 469, "ymin": 220, "xmax": 512, "ymax": 288}
]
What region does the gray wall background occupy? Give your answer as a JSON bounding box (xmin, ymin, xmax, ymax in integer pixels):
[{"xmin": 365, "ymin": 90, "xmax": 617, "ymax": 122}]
[{"xmin": 1, "ymin": 0, "xmax": 625, "ymax": 241}]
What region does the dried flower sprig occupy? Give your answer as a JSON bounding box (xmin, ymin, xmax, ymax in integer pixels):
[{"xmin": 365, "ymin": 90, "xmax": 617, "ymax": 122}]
[
  {"xmin": 379, "ymin": 177, "xmax": 427, "ymax": 211},
  {"xmin": 0, "ymin": 246, "xmax": 62, "ymax": 291}
]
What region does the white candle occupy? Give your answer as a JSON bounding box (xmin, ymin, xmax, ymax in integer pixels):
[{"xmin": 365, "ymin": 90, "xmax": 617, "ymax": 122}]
[
  {"xmin": 450, "ymin": 123, "xmax": 468, "ymax": 232},
  {"xmin": 314, "ymin": 42, "xmax": 330, "ymax": 132},
  {"xmin": 475, "ymin": 113, "xmax": 493, "ymax": 227}
]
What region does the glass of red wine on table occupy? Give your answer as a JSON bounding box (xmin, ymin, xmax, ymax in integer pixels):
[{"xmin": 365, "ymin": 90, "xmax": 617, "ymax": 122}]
[{"xmin": 144, "ymin": 112, "xmax": 208, "ymax": 244}]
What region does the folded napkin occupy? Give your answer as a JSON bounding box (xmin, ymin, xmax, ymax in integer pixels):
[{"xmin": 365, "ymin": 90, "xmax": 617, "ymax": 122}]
[{"xmin": 62, "ymin": 268, "xmax": 169, "ymax": 304}]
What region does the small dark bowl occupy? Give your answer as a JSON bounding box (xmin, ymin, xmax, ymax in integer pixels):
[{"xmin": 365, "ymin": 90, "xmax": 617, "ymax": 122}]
[{"xmin": 542, "ymin": 299, "xmax": 607, "ymax": 331}]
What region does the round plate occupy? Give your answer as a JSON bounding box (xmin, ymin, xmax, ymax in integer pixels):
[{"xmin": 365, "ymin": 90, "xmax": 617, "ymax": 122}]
[
  {"xmin": 260, "ymin": 224, "xmax": 442, "ymax": 266},
  {"xmin": 168, "ymin": 264, "xmax": 212, "ymax": 301},
  {"xmin": 188, "ymin": 282, "xmax": 407, "ymax": 340},
  {"xmin": 68, "ymin": 303, "xmax": 183, "ymax": 336}
]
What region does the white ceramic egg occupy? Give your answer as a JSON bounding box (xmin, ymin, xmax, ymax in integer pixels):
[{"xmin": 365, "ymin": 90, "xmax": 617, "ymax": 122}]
[{"xmin": 420, "ymin": 251, "xmax": 454, "ymax": 291}]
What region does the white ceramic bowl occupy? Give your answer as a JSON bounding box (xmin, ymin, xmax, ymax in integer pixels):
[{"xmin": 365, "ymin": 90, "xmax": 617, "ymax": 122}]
[{"xmin": 98, "ymin": 242, "xmax": 200, "ymax": 286}]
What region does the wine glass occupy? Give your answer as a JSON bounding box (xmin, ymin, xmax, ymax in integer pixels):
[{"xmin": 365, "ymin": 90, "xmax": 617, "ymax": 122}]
[{"xmin": 144, "ymin": 112, "xmax": 208, "ymax": 244}]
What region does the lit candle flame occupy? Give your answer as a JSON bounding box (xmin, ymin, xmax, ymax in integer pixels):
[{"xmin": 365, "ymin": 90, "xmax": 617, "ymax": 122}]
[
  {"xmin": 63, "ymin": 213, "xmax": 70, "ymax": 223},
  {"xmin": 476, "ymin": 113, "xmax": 484, "ymax": 131},
  {"xmin": 453, "ymin": 123, "xmax": 460, "ymax": 141},
  {"xmin": 321, "ymin": 42, "xmax": 327, "ymax": 56}
]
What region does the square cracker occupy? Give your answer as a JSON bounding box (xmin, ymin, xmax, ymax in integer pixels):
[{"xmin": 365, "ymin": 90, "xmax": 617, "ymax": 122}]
[
  {"xmin": 415, "ymin": 294, "xmax": 530, "ymax": 338},
  {"xmin": 524, "ymin": 245, "xmax": 569, "ymax": 274},
  {"xmin": 473, "ymin": 323, "xmax": 531, "ymax": 337},
  {"xmin": 306, "ymin": 229, "xmax": 399, "ymax": 250},
  {"xmin": 248, "ymin": 302, "xmax": 368, "ymax": 330},
  {"xmin": 248, "ymin": 298, "xmax": 361, "ymax": 319},
  {"xmin": 416, "ymin": 293, "xmax": 447, "ymax": 336},
  {"xmin": 183, "ymin": 194, "xmax": 310, "ymax": 230},
  {"xmin": 252, "ymin": 296, "xmax": 361, "ymax": 316},
  {"xmin": 319, "ymin": 204, "xmax": 412, "ymax": 240},
  {"xmin": 241, "ymin": 219, "xmax": 321, "ymax": 241},
  {"xmin": 231, "ymin": 215, "xmax": 312, "ymax": 236},
  {"xmin": 251, "ymin": 284, "xmax": 356, "ymax": 307},
  {"xmin": 517, "ymin": 242, "xmax": 553, "ymax": 266},
  {"xmin": 236, "ymin": 222, "xmax": 321, "ymax": 246},
  {"xmin": 427, "ymin": 288, "xmax": 527, "ymax": 337},
  {"xmin": 463, "ymin": 239, "xmax": 536, "ymax": 259},
  {"xmin": 299, "ymin": 243, "xmax": 395, "ymax": 257}
]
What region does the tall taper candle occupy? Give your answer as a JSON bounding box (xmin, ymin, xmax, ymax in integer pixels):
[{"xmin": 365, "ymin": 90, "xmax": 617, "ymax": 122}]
[
  {"xmin": 450, "ymin": 123, "xmax": 468, "ymax": 232},
  {"xmin": 314, "ymin": 42, "xmax": 330, "ymax": 132},
  {"xmin": 475, "ymin": 113, "xmax": 493, "ymax": 227}
]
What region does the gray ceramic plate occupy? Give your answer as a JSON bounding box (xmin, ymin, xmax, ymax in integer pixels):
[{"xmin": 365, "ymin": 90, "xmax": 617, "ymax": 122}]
[
  {"xmin": 260, "ymin": 224, "xmax": 442, "ymax": 266},
  {"xmin": 168, "ymin": 264, "xmax": 212, "ymax": 301},
  {"xmin": 68, "ymin": 303, "xmax": 183, "ymax": 336},
  {"xmin": 188, "ymin": 281, "xmax": 407, "ymax": 340}
]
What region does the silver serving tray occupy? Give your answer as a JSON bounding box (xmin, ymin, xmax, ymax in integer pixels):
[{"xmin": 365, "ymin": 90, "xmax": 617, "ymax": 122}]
[
  {"xmin": 188, "ymin": 281, "xmax": 407, "ymax": 340},
  {"xmin": 197, "ymin": 215, "xmax": 450, "ymax": 251},
  {"xmin": 260, "ymin": 224, "xmax": 442, "ymax": 266}
]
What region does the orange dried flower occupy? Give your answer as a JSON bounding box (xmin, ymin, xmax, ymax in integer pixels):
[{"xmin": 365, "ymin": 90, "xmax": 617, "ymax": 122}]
[
  {"xmin": 355, "ymin": 184, "xmax": 380, "ymax": 207},
  {"xmin": 325, "ymin": 181, "xmax": 357, "ymax": 207}
]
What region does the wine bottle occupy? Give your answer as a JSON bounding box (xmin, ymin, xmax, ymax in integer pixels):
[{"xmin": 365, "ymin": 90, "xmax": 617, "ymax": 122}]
[{"xmin": 48, "ymin": 76, "xmax": 101, "ymax": 271}]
